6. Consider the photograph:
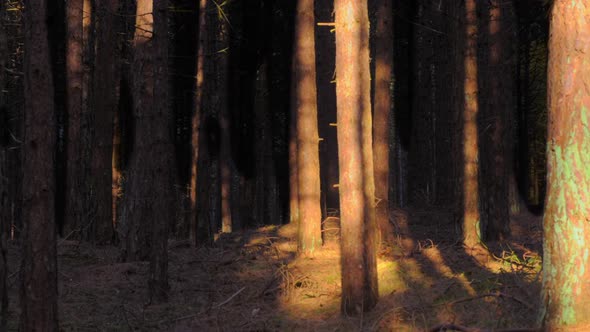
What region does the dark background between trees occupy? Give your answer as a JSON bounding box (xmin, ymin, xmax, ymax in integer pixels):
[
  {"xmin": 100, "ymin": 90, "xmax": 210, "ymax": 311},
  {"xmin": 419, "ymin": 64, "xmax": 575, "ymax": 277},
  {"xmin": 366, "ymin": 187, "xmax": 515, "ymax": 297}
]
[{"xmin": 1, "ymin": 0, "xmax": 588, "ymax": 330}]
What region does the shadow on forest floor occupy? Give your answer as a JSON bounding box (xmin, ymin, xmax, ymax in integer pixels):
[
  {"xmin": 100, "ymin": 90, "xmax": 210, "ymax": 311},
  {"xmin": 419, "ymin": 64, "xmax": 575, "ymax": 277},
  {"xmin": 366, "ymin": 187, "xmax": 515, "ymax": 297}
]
[{"xmin": 3, "ymin": 209, "xmax": 542, "ymax": 331}]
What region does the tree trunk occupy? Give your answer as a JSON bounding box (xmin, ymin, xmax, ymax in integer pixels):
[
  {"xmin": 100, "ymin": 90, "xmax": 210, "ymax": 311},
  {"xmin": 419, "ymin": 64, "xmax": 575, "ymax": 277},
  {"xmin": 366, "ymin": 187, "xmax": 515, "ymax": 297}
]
[
  {"xmin": 0, "ymin": 1, "xmax": 9, "ymax": 327},
  {"xmin": 217, "ymin": 2, "xmax": 232, "ymax": 234},
  {"xmin": 121, "ymin": 0, "xmax": 158, "ymax": 261},
  {"xmin": 90, "ymin": 0, "xmax": 118, "ymax": 243},
  {"xmin": 64, "ymin": 0, "xmax": 84, "ymax": 238},
  {"xmin": 292, "ymin": 0, "xmax": 322, "ymax": 255},
  {"xmin": 335, "ymin": 0, "xmax": 378, "ymax": 316},
  {"xmin": 21, "ymin": 0, "xmax": 59, "ymax": 329},
  {"xmin": 373, "ymin": 0, "xmax": 394, "ymax": 245},
  {"xmin": 541, "ymin": 1, "xmax": 590, "ymax": 329},
  {"xmin": 148, "ymin": 0, "xmax": 173, "ymax": 302},
  {"xmin": 190, "ymin": 0, "xmax": 206, "ymax": 244},
  {"xmin": 461, "ymin": 0, "xmax": 481, "ymax": 249},
  {"xmin": 478, "ymin": 0, "xmax": 516, "ymax": 241}
]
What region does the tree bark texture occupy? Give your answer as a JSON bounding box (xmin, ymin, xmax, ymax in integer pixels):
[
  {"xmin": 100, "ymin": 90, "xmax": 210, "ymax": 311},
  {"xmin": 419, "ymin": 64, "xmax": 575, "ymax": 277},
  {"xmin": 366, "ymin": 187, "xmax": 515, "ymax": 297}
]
[
  {"xmin": 461, "ymin": 0, "xmax": 482, "ymax": 248},
  {"xmin": 541, "ymin": 1, "xmax": 590, "ymax": 329},
  {"xmin": 21, "ymin": 0, "xmax": 59, "ymax": 329},
  {"xmin": 149, "ymin": 0, "xmax": 173, "ymax": 303},
  {"xmin": 0, "ymin": 1, "xmax": 9, "ymax": 327},
  {"xmin": 335, "ymin": 0, "xmax": 378, "ymax": 316},
  {"xmin": 477, "ymin": 0, "xmax": 516, "ymax": 241},
  {"xmin": 373, "ymin": 0, "xmax": 394, "ymax": 245},
  {"xmin": 120, "ymin": 0, "xmax": 175, "ymax": 264},
  {"xmin": 293, "ymin": 0, "xmax": 322, "ymax": 255},
  {"xmin": 190, "ymin": 0, "xmax": 207, "ymax": 243},
  {"xmin": 64, "ymin": 0, "xmax": 85, "ymax": 238},
  {"xmin": 90, "ymin": 0, "xmax": 119, "ymax": 243}
]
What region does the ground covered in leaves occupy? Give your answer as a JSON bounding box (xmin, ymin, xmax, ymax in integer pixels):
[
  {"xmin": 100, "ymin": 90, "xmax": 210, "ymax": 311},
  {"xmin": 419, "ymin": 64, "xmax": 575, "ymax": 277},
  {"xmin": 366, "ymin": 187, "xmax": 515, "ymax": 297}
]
[{"xmin": 4, "ymin": 209, "xmax": 543, "ymax": 331}]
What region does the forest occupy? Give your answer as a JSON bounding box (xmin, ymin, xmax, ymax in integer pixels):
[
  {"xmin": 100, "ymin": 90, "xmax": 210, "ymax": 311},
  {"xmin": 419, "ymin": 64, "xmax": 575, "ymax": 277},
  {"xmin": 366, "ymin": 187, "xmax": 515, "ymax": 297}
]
[{"xmin": 0, "ymin": 0, "xmax": 589, "ymax": 331}]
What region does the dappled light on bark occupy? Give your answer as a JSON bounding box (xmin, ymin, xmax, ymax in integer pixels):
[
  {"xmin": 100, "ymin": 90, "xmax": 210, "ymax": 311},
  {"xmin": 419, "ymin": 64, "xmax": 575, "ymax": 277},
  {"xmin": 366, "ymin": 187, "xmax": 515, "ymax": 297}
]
[
  {"xmin": 462, "ymin": 0, "xmax": 482, "ymax": 250},
  {"xmin": 293, "ymin": 0, "xmax": 322, "ymax": 256},
  {"xmin": 541, "ymin": 1, "xmax": 590, "ymax": 329}
]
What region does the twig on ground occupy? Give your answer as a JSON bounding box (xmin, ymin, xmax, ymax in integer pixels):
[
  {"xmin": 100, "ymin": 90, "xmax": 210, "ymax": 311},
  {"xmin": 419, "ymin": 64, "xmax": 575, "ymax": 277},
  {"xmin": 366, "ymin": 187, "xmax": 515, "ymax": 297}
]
[{"xmin": 214, "ymin": 286, "xmax": 246, "ymax": 308}]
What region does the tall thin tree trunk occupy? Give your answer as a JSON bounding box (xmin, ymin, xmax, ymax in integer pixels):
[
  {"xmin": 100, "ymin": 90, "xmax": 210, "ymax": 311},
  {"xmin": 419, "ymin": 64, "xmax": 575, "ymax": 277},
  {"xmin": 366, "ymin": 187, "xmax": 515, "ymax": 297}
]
[
  {"xmin": 478, "ymin": 0, "xmax": 516, "ymax": 241},
  {"xmin": 292, "ymin": 0, "xmax": 322, "ymax": 255},
  {"xmin": 0, "ymin": 1, "xmax": 9, "ymax": 327},
  {"xmin": 120, "ymin": 0, "xmax": 156, "ymax": 260},
  {"xmin": 21, "ymin": 0, "xmax": 59, "ymax": 329},
  {"xmin": 64, "ymin": 0, "xmax": 84, "ymax": 238},
  {"xmin": 190, "ymin": 0, "xmax": 207, "ymax": 243},
  {"xmin": 90, "ymin": 0, "xmax": 118, "ymax": 243},
  {"xmin": 335, "ymin": 0, "xmax": 378, "ymax": 316},
  {"xmin": 373, "ymin": 0, "xmax": 393, "ymax": 245},
  {"xmin": 461, "ymin": 0, "xmax": 481, "ymax": 249},
  {"xmin": 149, "ymin": 0, "xmax": 173, "ymax": 303},
  {"xmin": 541, "ymin": 1, "xmax": 590, "ymax": 329},
  {"xmin": 218, "ymin": 2, "xmax": 232, "ymax": 234}
]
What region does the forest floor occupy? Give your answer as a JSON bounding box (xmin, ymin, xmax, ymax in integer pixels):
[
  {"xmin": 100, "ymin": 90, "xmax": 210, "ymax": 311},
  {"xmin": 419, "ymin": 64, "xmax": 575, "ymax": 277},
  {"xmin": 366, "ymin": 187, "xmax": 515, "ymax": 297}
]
[{"xmin": 4, "ymin": 208, "xmax": 543, "ymax": 331}]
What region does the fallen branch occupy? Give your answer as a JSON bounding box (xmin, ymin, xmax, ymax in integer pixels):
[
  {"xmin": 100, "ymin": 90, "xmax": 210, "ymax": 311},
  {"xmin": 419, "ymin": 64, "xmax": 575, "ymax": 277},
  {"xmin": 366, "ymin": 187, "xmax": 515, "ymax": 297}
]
[{"xmin": 214, "ymin": 286, "xmax": 245, "ymax": 308}]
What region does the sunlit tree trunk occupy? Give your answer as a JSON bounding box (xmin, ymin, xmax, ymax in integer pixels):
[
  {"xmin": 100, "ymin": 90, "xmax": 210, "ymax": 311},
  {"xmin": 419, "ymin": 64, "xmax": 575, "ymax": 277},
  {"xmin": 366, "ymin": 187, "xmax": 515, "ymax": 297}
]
[
  {"xmin": 64, "ymin": 0, "xmax": 84, "ymax": 238},
  {"xmin": 461, "ymin": 0, "xmax": 481, "ymax": 249},
  {"xmin": 20, "ymin": 0, "xmax": 59, "ymax": 329},
  {"xmin": 541, "ymin": 1, "xmax": 590, "ymax": 329},
  {"xmin": 335, "ymin": 0, "xmax": 378, "ymax": 316},
  {"xmin": 90, "ymin": 0, "xmax": 118, "ymax": 243},
  {"xmin": 373, "ymin": 0, "xmax": 394, "ymax": 245},
  {"xmin": 289, "ymin": 97, "xmax": 299, "ymax": 227},
  {"xmin": 292, "ymin": 0, "xmax": 322, "ymax": 255}
]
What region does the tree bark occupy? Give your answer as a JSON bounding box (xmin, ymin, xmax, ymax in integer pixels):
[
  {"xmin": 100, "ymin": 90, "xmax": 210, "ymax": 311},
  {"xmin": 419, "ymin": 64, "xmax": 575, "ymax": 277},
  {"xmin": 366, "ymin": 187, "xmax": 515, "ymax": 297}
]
[
  {"xmin": 541, "ymin": 1, "xmax": 590, "ymax": 329},
  {"xmin": 21, "ymin": 0, "xmax": 59, "ymax": 329},
  {"xmin": 64, "ymin": 0, "xmax": 84, "ymax": 238},
  {"xmin": 373, "ymin": 0, "xmax": 394, "ymax": 245},
  {"xmin": 148, "ymin": 0, "xmax": 173, "ymax": 302},
  {"xmin": 0, "ymin": 1, "xmax": 9, "ymax": 328},
  {"xmin": 292, "ymin": 0, "xmax": 322, "ymax": 255},
  {"xmin": 477, "ymin": 0, "xmax": 516, "ymax": 241},
  {"xmin": 119, "ymin": 0, "xmax": 154, "ymax": 260},
  {"xmin": 461, "ymin": 0, "xmax": 482, "ymax": 249},
  {"xmin": 217, "ymin": 2, "xmax": 232, "ymax": 234},
  {"xmin": 190, "ymin": 0, "xmax": 206, "ymax": 243},
  {"xmin": 335, "ymin": 0, "xmax": 378, "ymax": 316},
  {"xmin": 90, "ymin": 0, "xmax": 119, "ymax": 243}
]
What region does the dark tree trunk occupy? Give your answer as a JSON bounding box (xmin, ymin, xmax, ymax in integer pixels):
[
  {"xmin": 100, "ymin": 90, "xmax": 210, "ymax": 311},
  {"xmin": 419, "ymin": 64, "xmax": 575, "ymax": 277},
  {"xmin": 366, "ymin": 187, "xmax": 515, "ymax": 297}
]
[
  {"xmin": 541, "ymin": 1, "xmax": 590, "ymax": 329},
  {"xmin": 0, "ymin": 1, "xmax": 9, "ymax": 327},
  {"xmin": 391, "ymin": 0, "xmax": 411, "ymax": 209},
  {"xmin": 64, "ymin": 0, "xmax": 84, "ymax": 238},
  {"xmin": 90, "ymin": 0, "xmax": 119, "ymax": 243},
  {"xmin": 335, "ymin": 0, "xmax": 378, "ymax": 316},
  {"xmin": 20, "ymin": 0, "xmax": 59, "ymax": 329},
  {"xmin": 120, "ymin": 0, "xmax": 158, "ymax": 261},
  {"xmin": 408, "ymin": 1, "xmax": 435, "ymax": 207},
  {"xmin": 190, "ymin": 0, "xmax": 207, "ymax": 244},
  {"xmin": 373, "ymin": 0, "xmax": 394, "ymax": 245},
  {"xmin": 217, "ymin": 2, "xmax": 232, "ymax": 234},
  {"xmin": 149, "ymin": 0, "xmax": 174, "ymax": 302},
  {"xmin": 477, "ymin": 0, "xmax": 516, "ymax": 241}
]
